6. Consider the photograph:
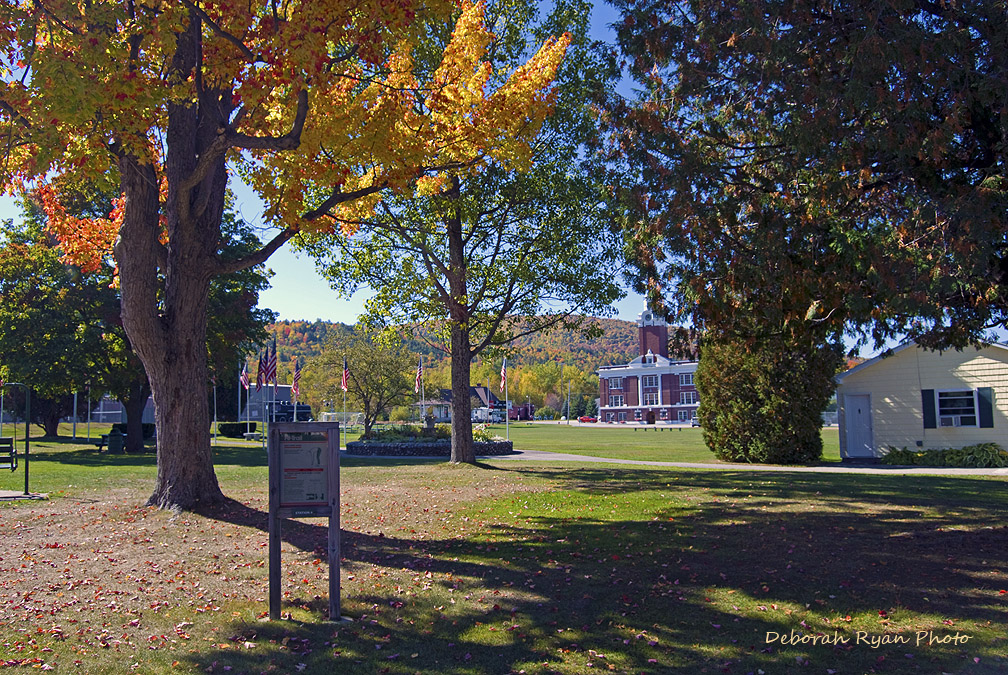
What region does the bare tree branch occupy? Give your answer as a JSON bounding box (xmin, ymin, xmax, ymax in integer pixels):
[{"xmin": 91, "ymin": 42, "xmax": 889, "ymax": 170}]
[
  {"xmin": 215, "ymin": 226, "xmax": 297, "ymax": 275},
  {"xmin": 179, "ymin": 0, "xmax": 256, "ymax": 62}
]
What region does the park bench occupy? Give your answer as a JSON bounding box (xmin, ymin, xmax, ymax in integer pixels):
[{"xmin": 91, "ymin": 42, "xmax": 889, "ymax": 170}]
[
  {"xmin": 243, "ymin": 431, "xmax": 263, "ymax": 441},
  {"xmin": 0, "ymin": 437, "xmax": 15, "ymax": 471},
  {"xmin": 94, "ymin": 429, "xmax": 126, "ymax": 453}
]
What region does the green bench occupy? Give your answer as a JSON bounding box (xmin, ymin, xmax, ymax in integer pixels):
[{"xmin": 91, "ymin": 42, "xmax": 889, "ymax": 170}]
[{"xmin": 0, "ymin": 437, "xmax": 15, "ymax": 471}]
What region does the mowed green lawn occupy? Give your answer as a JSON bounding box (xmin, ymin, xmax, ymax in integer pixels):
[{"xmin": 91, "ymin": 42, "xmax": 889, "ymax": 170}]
[
  {"xmin": 491, "ymin": 422, "xmax": 842, "ymax": 463},
  {"xmin": 0, "ymin": 438, "xmax": 1005, "ymax": 675}
]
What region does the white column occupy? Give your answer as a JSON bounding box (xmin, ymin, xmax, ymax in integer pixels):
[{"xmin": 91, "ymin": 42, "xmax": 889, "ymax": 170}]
[{"xmin": 637, "ymin": 372, "xmax": 643, "ymax": 410}]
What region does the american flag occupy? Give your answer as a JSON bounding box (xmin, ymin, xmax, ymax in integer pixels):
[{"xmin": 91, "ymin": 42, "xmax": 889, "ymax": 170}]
[
  {"xmin": 240, "ymin": 362, "xmax": 249, "ymax": 390},
  {"xmin": 255, "ymin": 352, "xmax": 265, "ymax": 392},
  {"xmin": 341, "ymin": 357, "xmax": 349, "ymax": 392},
  {"xmin": 415, "ymin": 356, "xmax": 423, "ymax": 393},
  {"xmin": 292, "ymin": 360, "xmax": 301, "ymax": 397},
  {"xmin": 499, "ymin": 357, "xmax": 507, "ymax": 392},
  {"xmin": 266, "ymin": 340, "xmax": 278, "ymax": 389}
]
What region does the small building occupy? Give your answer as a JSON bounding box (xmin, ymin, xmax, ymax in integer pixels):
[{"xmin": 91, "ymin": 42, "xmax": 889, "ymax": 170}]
[
  {"xmin": 416, "ymin": 386, "xmax": 506, "ymax": 423},
  {"xmin": 242, "ymin": 384, "xmax": 295, "ymax": 420},
  {"xmin": 835, "ymin": 342, "xmax": 1006, "ymax": 460},
  {"xmin": 597, "ymin": 310, "xmax": 699, "ymax": 424},
  {"xmin": 84, "ymin": 395, "xmax": 156, "ymax": 424}
]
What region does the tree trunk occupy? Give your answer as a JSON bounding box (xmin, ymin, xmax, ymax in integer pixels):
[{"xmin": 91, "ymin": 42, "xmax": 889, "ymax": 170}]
[
  {"xmin": 363, "ymin": 398, "xmax": 375, "ymax": 438},
  {"xmin": 449, "ymin": 321, "xmax": 475, "ymax": 462},
  {"xmin": 446, "ymin": 176, "xmax": 475, "ymax": 463},
  {"xmin": 113, "ymin": 16, "xmax": 231, "ymax": 510},
  {"xmin": 41, "ymin": 401, "xmax": 61, "ymax": 438},
  {"xmin": 121, "ymin": 380, "xmax": 151, "ymax": 453}
]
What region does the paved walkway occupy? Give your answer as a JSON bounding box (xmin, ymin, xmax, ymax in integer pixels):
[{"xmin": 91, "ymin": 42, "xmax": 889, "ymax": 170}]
[
  {"xmin": 486, "ymin": 449, "xmax": 1008, "ymax": 476},
  {"xmin": 0, "ymin": 490, "xmax": 49, "ymax": 501},
  {"xmin": 345, "ymin": 448, "xmax": 1008, "ymax": 476}
]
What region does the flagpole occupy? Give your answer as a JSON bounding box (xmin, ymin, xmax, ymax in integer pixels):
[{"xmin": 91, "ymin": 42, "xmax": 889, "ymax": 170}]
[{"xmin": 504, "ymin": 358, "xmax": 509, "ymax": 441}]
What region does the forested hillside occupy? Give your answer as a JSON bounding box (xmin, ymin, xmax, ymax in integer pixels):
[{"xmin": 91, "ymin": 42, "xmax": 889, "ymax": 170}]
[
  {"xmin": 249, "ymin": 317, "xmax": 641, "ymax": 409},
  {"xmin": 257, "ymin": 317, "xmax": 638, "ymax": 376}
]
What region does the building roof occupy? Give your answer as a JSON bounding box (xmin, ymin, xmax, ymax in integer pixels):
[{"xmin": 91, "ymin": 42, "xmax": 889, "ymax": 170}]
[
  {"xmin": 598, "ymin": 349, "xmax": 697, "ymax": 374},
  {"xmin": 835, "ymin": 341, "xmax": 1008, "ymax": 383},
  {"xmin": 431, "ymin": 386, "xmax": 502, "ymax": 406}
]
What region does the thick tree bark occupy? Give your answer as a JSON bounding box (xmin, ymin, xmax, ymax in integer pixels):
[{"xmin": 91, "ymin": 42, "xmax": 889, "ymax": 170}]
[{"xmin": 113, "ymin": 15, "xmax": 229, "ymax": 510}]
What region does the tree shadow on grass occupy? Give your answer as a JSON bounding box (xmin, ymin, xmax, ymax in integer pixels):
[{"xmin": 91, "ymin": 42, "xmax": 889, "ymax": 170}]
[
  {"xmin": 186, "ymin": 466, "xmax": 1008, "ymax": 675},
  {"xmin": 490, "ymin": 464, "xmax": 1008, "ymax": 511}
]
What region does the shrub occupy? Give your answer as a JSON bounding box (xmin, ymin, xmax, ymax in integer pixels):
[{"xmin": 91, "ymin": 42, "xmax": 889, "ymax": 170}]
[
  {"xmin": 389, "ymin": 406, "xmax": 412, "ymax": 422},
  {"xmin": 218, "ymin": 422, "xmax": 256, "ymax": 438},
  {"xmin": 364, "ymin": 424, "xmax": 451, "ymax": 441},
  {"xmin": 538, "ymin": 405, "xmax": 559, "ymax": 420},
  {"xmin": 882, "ymin": 443, "xmax": 1008, "ymax": 468},
  {"xmin": 697, "ymin": 334, "xmax": 842, "ymax": 464},
  {"xmin": 472, "ymin": 423, "xmax": 505, "ymax": 442}
]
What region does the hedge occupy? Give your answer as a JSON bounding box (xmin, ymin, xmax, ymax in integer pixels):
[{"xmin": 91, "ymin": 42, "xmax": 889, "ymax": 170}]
[
  {"xmin": 881, "ymin": 443, "xmax": 1008, "ymax": 468},
  {"xmin": 218, "ymin": 422, "xmax": 257, "ymax": 438}
]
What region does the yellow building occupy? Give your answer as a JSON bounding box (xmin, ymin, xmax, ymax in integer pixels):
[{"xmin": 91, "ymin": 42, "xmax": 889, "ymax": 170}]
[{"xmin": 835, "ymin": 342, "xmax": 1007, "ymax": 460}]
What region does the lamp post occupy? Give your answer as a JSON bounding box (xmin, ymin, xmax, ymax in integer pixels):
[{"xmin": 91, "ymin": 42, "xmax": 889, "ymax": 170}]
[{"xmin": 2, "ymin": 382, "xmax": 30, "ymax": 496}]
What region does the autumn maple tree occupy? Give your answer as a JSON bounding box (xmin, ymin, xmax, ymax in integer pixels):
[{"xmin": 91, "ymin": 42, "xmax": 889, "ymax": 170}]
[{"xmin": 0, "ymin": 0, "xmax": 568, "ymax": 510}]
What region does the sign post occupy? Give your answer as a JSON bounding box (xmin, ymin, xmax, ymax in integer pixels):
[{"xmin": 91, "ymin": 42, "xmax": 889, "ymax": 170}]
[{"xmin": 268, "ymin": 422, "xmax": 342, "ymax": 621}]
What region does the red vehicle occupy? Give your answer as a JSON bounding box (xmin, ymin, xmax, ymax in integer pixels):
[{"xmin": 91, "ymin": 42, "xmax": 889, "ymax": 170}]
[{"xmin": 578, "ymin": 416, "xmax": 598, "ymax": 423}]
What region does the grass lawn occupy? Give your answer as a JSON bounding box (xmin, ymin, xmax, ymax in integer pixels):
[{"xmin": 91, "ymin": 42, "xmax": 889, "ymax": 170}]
[
  {"xmin": 491, "ymin": 423, "xmax": 842, "ymax": 463},
  {"xmin": 0, "ymin": 435, "xmax": 1005, "ymax": 674}
]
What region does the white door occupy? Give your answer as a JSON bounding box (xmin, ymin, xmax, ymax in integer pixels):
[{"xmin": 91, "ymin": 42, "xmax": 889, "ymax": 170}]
[{"xmin": 844, "ymin": 394, "xmax": 874, "ymax": 457}]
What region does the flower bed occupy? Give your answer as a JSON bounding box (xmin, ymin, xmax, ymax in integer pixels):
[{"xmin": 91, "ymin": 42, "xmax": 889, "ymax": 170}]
[{"xmin": 345, "ymin": 439, "xmax": 514, "ymax": 456}]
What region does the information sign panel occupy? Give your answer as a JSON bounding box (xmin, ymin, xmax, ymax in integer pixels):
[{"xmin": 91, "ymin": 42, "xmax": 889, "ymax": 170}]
[
  {"xmin": 268, "ymin": 422, "xmax": 342, "ymax": 621},
  {"xmin": 279, "ymin": 430, "xmax": 329, "ymax": 508}
]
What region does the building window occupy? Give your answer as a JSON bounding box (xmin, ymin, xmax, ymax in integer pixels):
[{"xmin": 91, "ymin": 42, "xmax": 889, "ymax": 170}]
[
  {"xmin": 607, "ymin": 412, "xmax": 615, "ymax": 422},
  {"xmin": 681, "ymin": 391, "xmax": 698, "ymax": 405},
  {"xmin": 618, "ymin": 412, "xmax": 627, "ymax": 422},
  {"xmin": 634, "ymin": 409, "xmax": 642, "ymax": 420},
  {"xmin": 678, "ymin": 410, "xmax": 689, "ymax": 422},
  {"xmin": 643, "ymin": 392, "xmax": 659, "ymax": 406},
  {"xmin": 660, "ymin": 408, "xmax": 668, "ymax": 419},
  {"xmin": 642, "ymin": 374, "xmax": 659, "ymax": 388},
  {"xmin": 608, "ymin": 395, "xmax": 624, "ymax": 407},
  {"xmin": 608, "ymin": 377, "xmax": 623, "ymax": 390},
  {"xmin": 680, "ymin": 373, "xmax": 694, "ymax": 387},
  {"xmin": 938, "ymin": 390, "xmax": 977, "ymax": 427}
]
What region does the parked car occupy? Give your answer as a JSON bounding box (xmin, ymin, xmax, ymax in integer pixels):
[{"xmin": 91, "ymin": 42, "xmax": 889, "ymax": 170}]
[
  {"xmin": 690, "ymin": 417, "xmax": 701, "ymax": 427},
  {"xmin": 578, "ymin": 416, "xmax": 598, "ymax": 423}
]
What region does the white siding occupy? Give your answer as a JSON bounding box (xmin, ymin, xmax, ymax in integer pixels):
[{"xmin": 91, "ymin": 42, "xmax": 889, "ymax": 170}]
[{"xmin": 837, "ymin": 345, "xmax": 1008, "ymax": 457}]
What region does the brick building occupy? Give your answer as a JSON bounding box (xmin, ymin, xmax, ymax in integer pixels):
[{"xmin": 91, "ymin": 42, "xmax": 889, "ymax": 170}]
[{"xmin": 597, "ymin": 310, "xmax": 699, "ymax": 424}]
